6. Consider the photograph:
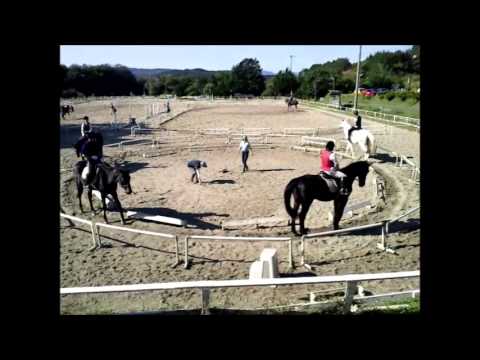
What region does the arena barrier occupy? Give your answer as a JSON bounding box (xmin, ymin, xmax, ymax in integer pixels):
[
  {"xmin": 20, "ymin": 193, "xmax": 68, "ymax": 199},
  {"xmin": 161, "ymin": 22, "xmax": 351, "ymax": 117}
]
[
  {"xmin": 60, "ymin": 213, "xmax": 97, "ymax": 251},
  {"xmin": 95, "ymin": 222, "xmax": 180, "ymax": 267},
  {"xmin": 60, "ymin": 270, "xmax": 419, "ymax": 315},
  {"xmin": 284, "ymin": 128, "xmax": 319, "ymax": 136}
]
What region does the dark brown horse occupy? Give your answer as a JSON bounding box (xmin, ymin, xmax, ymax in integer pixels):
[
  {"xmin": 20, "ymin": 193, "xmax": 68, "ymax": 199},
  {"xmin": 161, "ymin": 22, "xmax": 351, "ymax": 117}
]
[
  {"xmin": 286, "ymin": 98, "xmax": 298, "ymax": 111},
  {"xmin": 284, "ymin": 161, "xmax": 371, "ymax": 235},
  {"xmin": 74, "ymin": 161, "xmax": 133, "ymax": 225}
]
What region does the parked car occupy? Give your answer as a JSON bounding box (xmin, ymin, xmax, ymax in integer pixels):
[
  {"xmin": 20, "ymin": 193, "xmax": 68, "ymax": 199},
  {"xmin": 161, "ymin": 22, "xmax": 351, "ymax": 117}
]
[
  {"xmin": 375, "ymin": 88, "xmax": 388, "ymax": 94},
  {"xmin": 362, "ymin": 89, "xmax": 376, "ymax": 97}
]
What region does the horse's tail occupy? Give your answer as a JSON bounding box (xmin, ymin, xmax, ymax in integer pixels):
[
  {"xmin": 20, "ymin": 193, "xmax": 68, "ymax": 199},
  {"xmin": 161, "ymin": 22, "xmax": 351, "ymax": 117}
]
[
  {"xmin": 366, "ymin": 131, "xmax": 376, "ymax": 155},
  {"xmin": 284, "ymin": 178, "xmax": 299, "ymax": 220}
]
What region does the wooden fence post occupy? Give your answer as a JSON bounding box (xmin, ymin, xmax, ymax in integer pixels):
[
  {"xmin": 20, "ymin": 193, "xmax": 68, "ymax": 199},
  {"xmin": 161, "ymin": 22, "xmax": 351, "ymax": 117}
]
[
  {"xmin": 173, "ymin": 236, "xmax": 179, "ymax": 268},
  {"xmin": 184, "ymin": 236, "xmax": 189, "ymax": 269},
  {"xmin": 201, "ymin": 288, "xmax": 211, "ymax": 315},
  {"xmin": 343, "ymin": 280, "xmax": 358, "ymax": 314},
  {"xmin": 289, "ymin": 238, "xmax": 294, "ymax": 269}
]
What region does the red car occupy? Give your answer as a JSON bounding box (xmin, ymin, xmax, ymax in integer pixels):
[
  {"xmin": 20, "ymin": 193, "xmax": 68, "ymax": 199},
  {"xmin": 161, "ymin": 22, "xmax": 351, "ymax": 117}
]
[{"xmin": 361, "ymin": 89, "xmax": 376, "ymax": 97}]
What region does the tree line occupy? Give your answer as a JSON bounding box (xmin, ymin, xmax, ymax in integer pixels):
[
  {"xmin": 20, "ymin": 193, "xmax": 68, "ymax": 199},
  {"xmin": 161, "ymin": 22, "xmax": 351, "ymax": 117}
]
[{"xmin": 60, "ymin": 46, "xmax": 419, "ymax": 99}]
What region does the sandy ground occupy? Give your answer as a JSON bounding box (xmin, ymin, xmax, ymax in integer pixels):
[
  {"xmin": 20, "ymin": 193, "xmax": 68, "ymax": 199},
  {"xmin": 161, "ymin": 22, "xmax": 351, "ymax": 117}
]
[{"xmin": 60, "ymin": 99, "xmax": 420, "ymax": 314}]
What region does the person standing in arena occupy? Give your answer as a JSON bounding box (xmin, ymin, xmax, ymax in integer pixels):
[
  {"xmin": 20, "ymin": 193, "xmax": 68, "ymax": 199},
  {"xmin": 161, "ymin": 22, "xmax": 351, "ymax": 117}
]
[{"xmin": 239, "ymin": 136, "xmax": 253, "ymax": 173}]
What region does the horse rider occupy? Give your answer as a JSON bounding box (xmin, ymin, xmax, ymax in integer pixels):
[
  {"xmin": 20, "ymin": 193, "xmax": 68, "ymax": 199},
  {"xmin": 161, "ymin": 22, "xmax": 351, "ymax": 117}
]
[
  {"xmin": 187, "ymin": 160, "xmax": 207, "ymax": 184},
  {"xmin": 80, "ymin": 116, "xmax": 92, "ymax": 137},
  {"xmin": 347, "ymin": 110, "xmax": 362, "ymax": 142},
  {"xmin": 320, "ymin": 141, "xmax": 349, "ymax": 195},
  {"xmin": 77, "ymin": 131, "xmax": 104, "ymax": 184}
]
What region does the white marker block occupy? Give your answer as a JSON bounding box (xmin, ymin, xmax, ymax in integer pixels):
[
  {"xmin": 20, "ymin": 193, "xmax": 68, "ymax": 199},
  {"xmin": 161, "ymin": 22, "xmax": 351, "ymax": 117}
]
[{"xmin": 259, "ymin": 248, "xmax": 279, "ymax": 278}]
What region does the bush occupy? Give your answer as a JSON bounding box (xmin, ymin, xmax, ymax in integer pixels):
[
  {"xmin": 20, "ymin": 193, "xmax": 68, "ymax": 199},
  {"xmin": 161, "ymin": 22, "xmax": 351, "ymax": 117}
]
[
  {"xmin": 385, "ymin": 91, "xmax": 396, "ymax": 101},
  {"xmin": 398, "ymin": 92, "xmax": 408, "ymax": 101}
]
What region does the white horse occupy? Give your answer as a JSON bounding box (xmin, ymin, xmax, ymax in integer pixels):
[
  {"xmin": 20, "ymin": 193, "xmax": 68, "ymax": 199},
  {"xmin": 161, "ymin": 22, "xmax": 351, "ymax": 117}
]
[{"xmin": 340, "ymin": 119, "xmax": 377, "ymax": 160}]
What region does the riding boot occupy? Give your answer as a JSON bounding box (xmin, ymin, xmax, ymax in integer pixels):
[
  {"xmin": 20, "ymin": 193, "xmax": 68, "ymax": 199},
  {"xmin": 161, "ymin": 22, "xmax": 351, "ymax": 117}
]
[{"xmin": 339, "ymin": 178, "xmax": 349, "ymax": 195}]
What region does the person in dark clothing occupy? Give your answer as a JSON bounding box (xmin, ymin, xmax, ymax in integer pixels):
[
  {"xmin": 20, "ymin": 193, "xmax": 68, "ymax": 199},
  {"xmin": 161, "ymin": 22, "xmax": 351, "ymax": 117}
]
[
  {"xmin": 348, "ymin": 110, "xmax": 362, "ymax": 142},
  {"xmin": 76, "ymin": 131, "xmax": 104, "ymax": 184},
  {"xmin": 187, "ymin": 160, "xmax": 207, "ymax": 184}
]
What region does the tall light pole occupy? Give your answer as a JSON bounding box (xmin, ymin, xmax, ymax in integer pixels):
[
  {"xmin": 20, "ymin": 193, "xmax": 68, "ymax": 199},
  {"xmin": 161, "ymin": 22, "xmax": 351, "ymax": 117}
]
[
  {"xmin": 289, "ymin": 55, "xmax": 296, "ymax": 96},
  {"xmin": 353, "ymin": 45, "xmax": 362, "ymax": 110}
]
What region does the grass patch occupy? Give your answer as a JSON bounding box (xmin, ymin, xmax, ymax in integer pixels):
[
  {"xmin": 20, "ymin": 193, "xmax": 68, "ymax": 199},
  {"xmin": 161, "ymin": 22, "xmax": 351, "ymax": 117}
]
[
  {"xmin": 319, "ymin": 94, "xmax": 420, "ymax": 119},
  {"xmin": 355, "ymin": 297, "xmax": 420, "ymax": 315}
]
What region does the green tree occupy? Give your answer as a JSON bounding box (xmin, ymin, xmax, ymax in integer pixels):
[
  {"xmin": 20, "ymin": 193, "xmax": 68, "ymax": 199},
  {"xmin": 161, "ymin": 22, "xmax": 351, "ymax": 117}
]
[
  {"xmin": 272, "ymin": 68, "xmax": 299, "ymax": 96},
  {"xmin": 212, "ymin": 72, "xmax": 233, "ymax": 97},
  {"xmin": 203, "ymin": 82, "xmax": 214, "ymax": 97},
  {"xmin": 231, "ymin": 58, "xmax": 266, "ymax": 95},
  {"xmin": 261, "ymin": 78, "xmax": 277, "ymax": 96}
]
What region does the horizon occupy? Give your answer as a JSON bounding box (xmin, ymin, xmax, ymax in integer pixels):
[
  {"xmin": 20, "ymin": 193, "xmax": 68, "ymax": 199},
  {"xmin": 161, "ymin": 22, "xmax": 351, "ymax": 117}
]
[{"xmin": 60, "ymin": 45, "xmax": 414, "ymax": 74}]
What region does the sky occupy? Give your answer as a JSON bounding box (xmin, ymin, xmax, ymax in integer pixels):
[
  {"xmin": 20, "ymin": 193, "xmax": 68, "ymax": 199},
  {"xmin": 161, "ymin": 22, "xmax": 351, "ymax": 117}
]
[{"xmin": 60, "ymin": 45, "xmax": 414, "ymax": 73}]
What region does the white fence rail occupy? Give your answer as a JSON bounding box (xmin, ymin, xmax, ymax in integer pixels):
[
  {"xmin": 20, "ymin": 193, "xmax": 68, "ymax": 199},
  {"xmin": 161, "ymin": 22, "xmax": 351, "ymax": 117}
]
[
  {"xmin": 60, "ymin": 213, "xmax": 97, "ymax": 251},
  {"xmin": 95, "ymin": 222, "xmax": 180, "ymax": 267},
  {"xmin": 62, "ymin": 203, "xmax": 419, "ymax": 268},
  {"xmin": 60, "ymin": 270, "xmax": 419, "ymax": 314},
  {"xmin": 302, "ymin": 100, "xmax": 420, "ymax": 129}
]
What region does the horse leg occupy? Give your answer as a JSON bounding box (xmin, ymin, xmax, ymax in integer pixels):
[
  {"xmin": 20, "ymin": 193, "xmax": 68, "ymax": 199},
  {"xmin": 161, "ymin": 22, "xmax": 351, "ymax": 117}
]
[
  {"xmin": 111, "ymin": 192, "xmax": 126, "ymax": 225},
  {"xmin": 101, "ymin": 193, "xmax": 108, "ymax": 224},
  {"xmin": 76, "ymin": 180, "xmax": 84, "ymax": 213},
  {"xmin": 87, "ymin": 187, "xmax": 95, "ymax": 214},
  {"xmin": 333, "ymin": 196, "xmax": 348, "ymax": 230},
  {"xmin": 349, "ymin": 142, "xmax": 355, "ymax": 158},
  {"xmin": 298, "ymin": 199, "xmax": 313, "ymax": 235},
  {"xmin": 290, "ymin": 197, "xmax": 301, "ymax": 236},
  {"xmin": 359, "ymin": 142, "xmax": 368, "ymax": 160}
]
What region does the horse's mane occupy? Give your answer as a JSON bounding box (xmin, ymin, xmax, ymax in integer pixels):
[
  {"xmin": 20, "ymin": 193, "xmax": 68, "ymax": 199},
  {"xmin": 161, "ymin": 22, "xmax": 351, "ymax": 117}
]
[{"xmin": 340, "ymin": 161, "xmax": 369, "ymax": 173}]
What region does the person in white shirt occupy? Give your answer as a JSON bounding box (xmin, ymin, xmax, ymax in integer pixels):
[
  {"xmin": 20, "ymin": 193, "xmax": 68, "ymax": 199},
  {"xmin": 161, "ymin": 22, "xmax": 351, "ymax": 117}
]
[
  {"xmin": 80, "ymin": 116, "xmax": 92, "ymax": 137},
  {"xmin": 239, "ymin": 136, "xmax": 253, "ymax": 172}
]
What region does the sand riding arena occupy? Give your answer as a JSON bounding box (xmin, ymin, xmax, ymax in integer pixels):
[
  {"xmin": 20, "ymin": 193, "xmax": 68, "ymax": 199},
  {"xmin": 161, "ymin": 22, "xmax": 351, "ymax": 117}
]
[{"xmin": 60, "ymin": 98, "xmax": 420, "ymax": 314}]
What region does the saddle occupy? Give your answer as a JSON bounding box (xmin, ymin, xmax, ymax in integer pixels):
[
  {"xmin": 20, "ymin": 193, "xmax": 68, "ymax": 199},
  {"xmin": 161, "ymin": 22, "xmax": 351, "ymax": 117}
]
[{"xmin": 319, "ymin": 172, "xmax": 339, "ymax": 193}]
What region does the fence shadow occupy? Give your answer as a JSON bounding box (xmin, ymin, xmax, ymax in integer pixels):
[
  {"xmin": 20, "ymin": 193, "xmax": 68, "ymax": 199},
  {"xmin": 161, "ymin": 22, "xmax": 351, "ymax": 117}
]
[
  {"xmin": 127, "ymin": 207, "xmax": 229, "ymax": 230},
  {"xmin": 60, "ymin": 122, "xmax": 132, "ymax": 150},
  {"xmin": 118, "ymin": 161, "xmax": 151, "ymax": 174},
  {"xmin": 252, "ymin": 168, "xmax": 295, "ymax": 173},
  {"xmin": 370, "ymin": 153, "xmax": 397, "ymax": 164},
  {"xmin": 206, "ymin": 179, "xmax": 236, "ymax": 185}
]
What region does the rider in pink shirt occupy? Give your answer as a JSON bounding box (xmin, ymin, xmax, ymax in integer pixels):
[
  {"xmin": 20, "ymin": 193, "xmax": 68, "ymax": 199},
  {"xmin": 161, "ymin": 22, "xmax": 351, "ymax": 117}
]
[{"xmin": 320, "ymin": 141, "xmax": 349, "ymax": 195}]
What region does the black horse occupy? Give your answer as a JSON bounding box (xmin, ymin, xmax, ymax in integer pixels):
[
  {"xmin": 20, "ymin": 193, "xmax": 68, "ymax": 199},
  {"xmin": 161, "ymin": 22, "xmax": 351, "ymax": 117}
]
[
  {"xmin": 73, "ymin": 131, "xmax": 103, "ymax": 159},
  {"xmin": 286, "ymin": 98, "xmax": 298, "ymax": 111},
  {"xmin": 74, "ymin": 161, "xmax": 133, "ymax": 225},
  {"xmin": 284, "ymin": 161, "xmax": 371, "ymax": 235},
  {"xmin": 60, "ymin": 105, "xmax": 74, "ymax": 119}
]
